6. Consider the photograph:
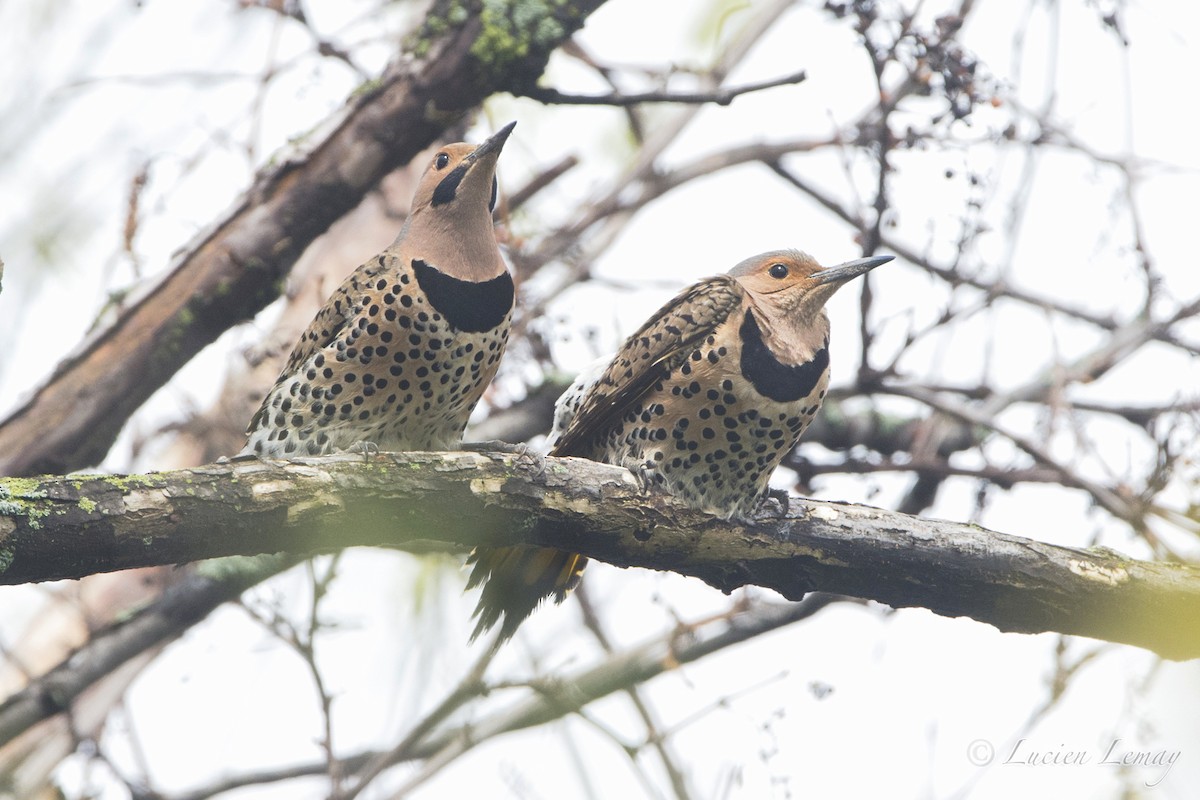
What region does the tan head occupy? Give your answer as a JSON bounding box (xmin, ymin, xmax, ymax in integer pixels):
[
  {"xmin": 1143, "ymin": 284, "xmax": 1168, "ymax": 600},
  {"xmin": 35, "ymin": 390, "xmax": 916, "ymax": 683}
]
[
  {"xmin": 398, "ymin": 121, "xmax": 516, "ymax": 281},
  {"xmin": 410, "ymin": 121, "xmax": 515, "ymax": 216},
  {"xmin": 729, "ymin": 249, "xmax": 893, "ymax": 358},
  {"xmin": 730, "ymin": 249, "xmax": 893, "ymax": 322}
]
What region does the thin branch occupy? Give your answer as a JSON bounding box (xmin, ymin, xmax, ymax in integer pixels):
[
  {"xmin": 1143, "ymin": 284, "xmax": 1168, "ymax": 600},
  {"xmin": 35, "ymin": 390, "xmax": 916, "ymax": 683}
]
[
  {"xmin": 888, "ymin": 383, "xmax": 1139, "ymax": 524},
  {"xmin": 0, "ymin": 555, "xmax": 296, "ymax": 749},
  {"xmin": 576, "ymin": 583, "xmax": 694, "ymax": 800},
  {"xmin": 505, "ymin": 154, "xmax": 580, "ymax": 213},
  {"xmin": 164, "ymin": 753, "xmax": 377, "ymax": 800},
  {"xmin": 161, "ymin": 598, "xmax": 834, "ymax": 800},
  {"xmin": 388, "ymin": 597, "xmax": 843, "ymax": 795},
  {"xmin": 239, "ymin": 555, "xmax": 345, "ymax": 795},
  {"xmin": 522, "ymin": 68, "xmax": 807, "ymax": 107},
  {"xmin": 339, "ymin": 642, "xmax": 497, "ymax": 800},
  {"xmin": 787, "ymin": 454, "xmax": 1064, "ymax": 487}
]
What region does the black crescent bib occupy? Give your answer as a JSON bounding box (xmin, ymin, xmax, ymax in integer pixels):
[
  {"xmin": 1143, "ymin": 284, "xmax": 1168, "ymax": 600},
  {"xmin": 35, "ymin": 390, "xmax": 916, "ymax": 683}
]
[
  {"xmin": 412, "ymin": 259, "xmax": 514, "ymax": 333},
  {"xmin": 738, "ymin": 311, "xmax": 828, "ymax": 402}
]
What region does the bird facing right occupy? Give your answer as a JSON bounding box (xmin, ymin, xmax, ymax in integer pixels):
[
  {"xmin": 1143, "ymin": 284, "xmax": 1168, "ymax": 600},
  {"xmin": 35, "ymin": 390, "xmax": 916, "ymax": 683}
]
[{"xmin": 466, "ymin": 249, "xmax": 894, "ymax": 640}]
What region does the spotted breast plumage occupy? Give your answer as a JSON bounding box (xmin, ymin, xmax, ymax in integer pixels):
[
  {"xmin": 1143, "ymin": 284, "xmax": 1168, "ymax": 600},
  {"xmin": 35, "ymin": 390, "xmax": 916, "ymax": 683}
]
[
  {"xmin": 466, "ymin": 249, "xmax": 893, "ymax": 640},
  {"xmin": 243, "ymin": 122, "xmax": 516, "ymax": 457}
]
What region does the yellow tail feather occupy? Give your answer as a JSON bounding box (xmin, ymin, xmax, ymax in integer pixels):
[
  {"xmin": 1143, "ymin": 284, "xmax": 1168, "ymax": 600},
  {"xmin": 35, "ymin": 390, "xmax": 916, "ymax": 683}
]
[{"xmin": 465, "ymin": 545, "xmax": 588, "ymax": 642}]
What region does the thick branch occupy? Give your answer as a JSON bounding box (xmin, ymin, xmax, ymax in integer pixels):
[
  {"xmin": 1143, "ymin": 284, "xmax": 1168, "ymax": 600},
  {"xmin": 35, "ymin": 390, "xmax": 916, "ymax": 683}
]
[
  {"xmin": 0, "ymin": 453, "xmax": 1197, "ymax": 658},
  {"xmin": 0, "ymin": 0, "xmax": 606, "ymax": 477}
]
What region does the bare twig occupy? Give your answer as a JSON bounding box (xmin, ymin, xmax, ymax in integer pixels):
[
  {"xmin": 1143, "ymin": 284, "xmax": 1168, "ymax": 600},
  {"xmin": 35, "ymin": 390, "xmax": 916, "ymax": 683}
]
[
  {"xmin": 160, "ymin": 598, "xmax": 837, "ymax": 800},
  {"xmin": 576, "ymin": 583, "xmax": 694, "ymax": 800},
  {"xmin": 522, "ymin": 68, "xmax": 807, "ymax": 107},
  {"xmin": 239, "ymin": 555, "xmax": 345, "ymax": 795},
  {"xmin": 0, "ymin": 556, "xmax": 296, "ymax": 749},
  {"xmin": 386, "ymin": 596, "xmax": 843, "ymax": 795},
  {"xmin": 339, "ymin": 642, "xmax": 498, "ymax": 800}
]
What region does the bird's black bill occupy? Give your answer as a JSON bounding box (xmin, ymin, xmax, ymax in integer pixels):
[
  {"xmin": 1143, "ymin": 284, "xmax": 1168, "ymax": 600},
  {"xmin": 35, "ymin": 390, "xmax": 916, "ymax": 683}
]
[
  {"xmin": 432, "ymin": 121, "xmax": 517, "ymax": 208},
  {"xmin": 815, "ymin": 255, "xmax": 894, "ymax": 285},
  {"xmin": 470, "ymin": 120, "xmax": 517, "ymax": 161}
]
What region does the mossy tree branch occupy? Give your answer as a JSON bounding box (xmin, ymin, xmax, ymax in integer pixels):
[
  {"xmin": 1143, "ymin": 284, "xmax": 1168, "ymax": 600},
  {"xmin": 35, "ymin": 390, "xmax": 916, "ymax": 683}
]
[{"xmin": 0, "ymin": 452, "xmax": 1197, "ymax": 659}]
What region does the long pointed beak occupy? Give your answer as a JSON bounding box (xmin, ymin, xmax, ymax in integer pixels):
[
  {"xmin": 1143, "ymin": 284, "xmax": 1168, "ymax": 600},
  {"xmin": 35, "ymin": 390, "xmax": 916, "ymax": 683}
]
[
  {"xmin": 469, "ymin": 120, "xmax": 517, "ymax": 162},
  {"xmin": 814, "ymin": 255, "xmax": 894, "ymax": 286}
]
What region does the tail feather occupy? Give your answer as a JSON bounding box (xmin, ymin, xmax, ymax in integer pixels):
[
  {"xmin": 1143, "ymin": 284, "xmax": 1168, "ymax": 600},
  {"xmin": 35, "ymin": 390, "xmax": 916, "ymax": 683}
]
[{"xmin": 465, "ymin": 545, "xmax": 587, "ymax": 642}]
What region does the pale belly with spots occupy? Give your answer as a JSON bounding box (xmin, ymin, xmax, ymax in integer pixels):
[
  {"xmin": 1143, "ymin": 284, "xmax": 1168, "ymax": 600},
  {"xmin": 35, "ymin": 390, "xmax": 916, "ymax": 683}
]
[
  {"xmin": 590, "ymin": 355, "xmax": 830, "ymax": 519},
  {"xmin": 246, "ymin": 275, "xmax": 511, "ymax": 456}
]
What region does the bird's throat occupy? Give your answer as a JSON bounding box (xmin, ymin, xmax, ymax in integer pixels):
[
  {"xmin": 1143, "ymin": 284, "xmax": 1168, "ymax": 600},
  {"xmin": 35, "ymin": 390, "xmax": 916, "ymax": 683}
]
[{"xmin": 738, "ymin": 310, "xmax": 829, "ymax": 402}]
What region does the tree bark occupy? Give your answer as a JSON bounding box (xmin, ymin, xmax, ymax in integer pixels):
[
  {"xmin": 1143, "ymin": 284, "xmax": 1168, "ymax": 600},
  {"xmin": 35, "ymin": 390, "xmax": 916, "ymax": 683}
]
[{"xmin": 1, "ymin": 451, "xmax": 1196, "ymax": 659}]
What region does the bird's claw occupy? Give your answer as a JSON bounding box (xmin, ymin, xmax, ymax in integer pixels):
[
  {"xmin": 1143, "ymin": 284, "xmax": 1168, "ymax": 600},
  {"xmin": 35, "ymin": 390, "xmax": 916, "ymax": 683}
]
[
  {"xmin": 348, "ymin": 440, "xmax": 380, "ymax": 463},
  {"xmin": 758, "ymin": 488, "xmax": 791, "ymax": 520},
  {"xmin": 619, "ymin": 460, "xmax": 660, "ymax": 495}
]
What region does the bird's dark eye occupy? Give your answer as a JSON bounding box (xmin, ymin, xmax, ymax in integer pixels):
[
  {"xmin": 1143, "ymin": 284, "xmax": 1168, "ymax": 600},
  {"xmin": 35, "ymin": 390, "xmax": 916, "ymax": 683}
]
[
  {"xmin": 435, "ymin": 153, "xmax": 450, "ymax": 170},
  {"xmin": 768, "ymin": 263, "xmax": 789, "ymax": 279}
]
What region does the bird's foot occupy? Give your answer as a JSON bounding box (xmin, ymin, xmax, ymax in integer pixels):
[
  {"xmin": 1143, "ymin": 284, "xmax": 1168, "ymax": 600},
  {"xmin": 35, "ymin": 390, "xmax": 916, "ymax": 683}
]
[
  {"xmin": 620, "ymin": 459, "xmax": 663, "ymax": 496},
  {"xmin": 757, "ymin": 488, "xmax": 791, "ymax": 520},
  {"xmin": 348, "ymin": 440, "xmax": 380, "ymax": 463}
]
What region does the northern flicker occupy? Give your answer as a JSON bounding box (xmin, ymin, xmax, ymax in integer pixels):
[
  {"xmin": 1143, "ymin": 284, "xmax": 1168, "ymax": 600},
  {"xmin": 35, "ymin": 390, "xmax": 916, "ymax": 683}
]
[
  {"xmin": 243, "ymin": 122, "xmax": 516, "ymax": 457},
  {"xmin": 466, "ymin": 249, "xmax": 893, "ymax": 639}
]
